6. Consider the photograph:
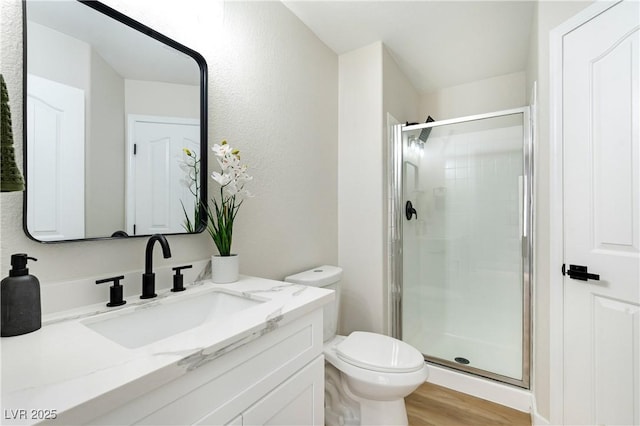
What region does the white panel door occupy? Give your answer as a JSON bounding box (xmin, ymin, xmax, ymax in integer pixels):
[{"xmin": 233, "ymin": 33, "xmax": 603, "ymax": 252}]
[
  {"xmin": 26, "ymin": 74, "xmax": 85, "ymax": 241},
  {"xmin": 563, "ymin": 2, "xmax": 640, "ymax": 424},
  {"xmin": 127, "ymin": 115, "xmax": 199, "ymax": 235}
]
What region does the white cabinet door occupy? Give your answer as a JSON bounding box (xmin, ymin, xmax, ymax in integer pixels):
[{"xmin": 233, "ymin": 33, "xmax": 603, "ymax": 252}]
[{"xmin": 242, "ymin": 356, "xmax": 324, "ymax": 426}]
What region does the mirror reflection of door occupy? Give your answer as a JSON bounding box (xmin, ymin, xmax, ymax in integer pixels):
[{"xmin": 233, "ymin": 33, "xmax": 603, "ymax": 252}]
[
  {"xmin": 26, "ymin": 74, "xmax": 85, "ymax": 241},
  {"xmin": 126, "ymin": 115, "xmax": 199, "ymax": 236}
]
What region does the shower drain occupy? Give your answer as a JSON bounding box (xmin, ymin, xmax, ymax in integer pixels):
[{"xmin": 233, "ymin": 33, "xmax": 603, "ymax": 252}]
[{"xmin": 454, "ymin": 357, "xmax": 470, "ymax": 365}]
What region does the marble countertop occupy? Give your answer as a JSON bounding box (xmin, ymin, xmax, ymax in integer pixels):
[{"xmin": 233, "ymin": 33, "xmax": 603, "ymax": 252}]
[{"xmin": 0, "ymin": 276, "xmax": 333, "ymax": 425}]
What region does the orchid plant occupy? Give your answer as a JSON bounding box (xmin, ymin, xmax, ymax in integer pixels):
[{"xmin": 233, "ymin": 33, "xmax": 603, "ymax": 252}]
[
  {"xmin": 207, "ymin": 140, "xmax": 253, "ymax": 256},
  {"xmin": 179, "ymin": 148, "xmax": 201, "ymax": 233}
]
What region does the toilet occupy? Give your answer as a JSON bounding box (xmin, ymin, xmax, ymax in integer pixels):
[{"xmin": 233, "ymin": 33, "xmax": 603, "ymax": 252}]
[{"xmin": 285, "ymin": 265, "xmax": 428, "ymax": 426}]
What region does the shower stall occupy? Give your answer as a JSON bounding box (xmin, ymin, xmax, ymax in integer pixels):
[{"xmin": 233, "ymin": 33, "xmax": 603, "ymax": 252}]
[{"xmin": 390, "ymin": 108, "xmax": 532, "ymax": 388}]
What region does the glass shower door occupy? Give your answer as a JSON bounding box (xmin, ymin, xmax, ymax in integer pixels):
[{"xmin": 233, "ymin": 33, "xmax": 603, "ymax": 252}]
[{"xmin": 397, "ymin": 110, "xmax": 531, "ymax": 387}]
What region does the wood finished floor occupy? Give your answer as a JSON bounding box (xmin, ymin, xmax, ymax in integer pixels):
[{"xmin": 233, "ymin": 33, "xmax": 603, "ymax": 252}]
[{"xmin": 405, "ymin": 382, "xmax": 531, "ymax": 426}]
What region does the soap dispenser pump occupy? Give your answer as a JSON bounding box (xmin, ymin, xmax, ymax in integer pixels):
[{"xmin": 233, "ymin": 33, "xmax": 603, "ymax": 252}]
[{"xmin": 1, "ymin": 254, "xmax": 41, "ymax": 337}]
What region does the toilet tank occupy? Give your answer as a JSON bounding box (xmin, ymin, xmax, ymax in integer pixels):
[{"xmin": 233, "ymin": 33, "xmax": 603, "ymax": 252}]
[{"xmin": 284, "ymin": 265, "xmax": 342, "ymax": 342}]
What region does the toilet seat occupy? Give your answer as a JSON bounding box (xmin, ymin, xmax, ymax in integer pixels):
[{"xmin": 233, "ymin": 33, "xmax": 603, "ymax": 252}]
[
  {"xmin": 324, "ymin": 335, "xmax": 429, "ymax": 391},
  {"xmin": 336, "ymin": 332, "xmax": 425, "ymax": 373}
]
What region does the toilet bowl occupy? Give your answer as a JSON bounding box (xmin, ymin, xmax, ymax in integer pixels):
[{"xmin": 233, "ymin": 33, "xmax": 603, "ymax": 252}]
[{"xmin": 285, "ymin": 266, "xmax": 428, "ymax": 426}]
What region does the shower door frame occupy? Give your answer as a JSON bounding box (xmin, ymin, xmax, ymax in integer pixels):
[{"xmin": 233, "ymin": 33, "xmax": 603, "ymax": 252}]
[{"xmin": 389, "ymin": 107, "xmax": 533, "ymax": 389}]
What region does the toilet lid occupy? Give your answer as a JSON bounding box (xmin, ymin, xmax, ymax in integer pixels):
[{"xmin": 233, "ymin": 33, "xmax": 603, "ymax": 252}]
[{"xmin": 335, "ymin": 332, "xmax": 425, "ymax": 373}]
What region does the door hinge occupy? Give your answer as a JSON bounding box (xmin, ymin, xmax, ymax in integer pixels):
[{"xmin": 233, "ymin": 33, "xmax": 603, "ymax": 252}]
[
  {"xmin": 133, "ymin": 143, "xmax": 137, "ymax": 155},
  {"xmin": 133, "ymin": 224, "xmax": 136, "ymax": 235}
]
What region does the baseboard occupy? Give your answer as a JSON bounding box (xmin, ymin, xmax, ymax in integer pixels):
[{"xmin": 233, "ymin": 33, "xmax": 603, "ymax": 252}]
[
  {"xmin": 532, "ymin": 411, "xmax": 551, "ymax": 425},
  {"xmin": 426, "ymin": 364, "xmax": 532, "ymax": 413},
  {"xmin": 530, "ymin": 394, "xmax": 551, "ymax": 425}
]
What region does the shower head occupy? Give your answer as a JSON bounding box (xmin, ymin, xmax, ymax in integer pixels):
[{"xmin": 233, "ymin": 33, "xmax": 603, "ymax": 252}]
[{"xmin": 419, "ymin": 116, "xmax": 435, "ymax": 143}]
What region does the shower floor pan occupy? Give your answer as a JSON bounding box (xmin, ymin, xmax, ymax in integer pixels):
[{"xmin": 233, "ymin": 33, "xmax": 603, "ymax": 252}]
[{"xmin": 405, "ymin": 330, "xmax": 522, "ymax": 383}]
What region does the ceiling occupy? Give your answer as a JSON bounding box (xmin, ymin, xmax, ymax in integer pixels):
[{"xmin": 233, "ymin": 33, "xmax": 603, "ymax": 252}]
[
  {"xmin": 27, "ymin": 1, "xmax": 535, "ymax": 94},
  {"xmin": 282, "ymin": 1, "xmax": 536, "ymax": 94}
]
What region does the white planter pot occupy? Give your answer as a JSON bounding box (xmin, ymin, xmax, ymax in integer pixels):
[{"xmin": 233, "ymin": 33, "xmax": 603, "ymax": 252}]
[{"xmin": 211, "ymin": 254, "xmax": 239, "ymax": 283}]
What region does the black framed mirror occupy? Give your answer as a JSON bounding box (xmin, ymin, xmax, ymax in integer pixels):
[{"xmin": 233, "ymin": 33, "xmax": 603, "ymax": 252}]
[{"xmin": 23, "ymin": 0, "xmax": 207, "ymax": 242}]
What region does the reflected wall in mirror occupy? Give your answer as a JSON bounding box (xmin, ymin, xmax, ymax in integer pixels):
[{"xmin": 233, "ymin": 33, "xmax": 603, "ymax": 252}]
[{"xmin": 23, "ymin": 0, "xmax": 207, "ymax": 242}]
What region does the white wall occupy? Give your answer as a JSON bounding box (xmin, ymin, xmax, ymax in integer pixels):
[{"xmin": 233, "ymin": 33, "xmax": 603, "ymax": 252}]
[
  {"xmin": 0, "ymin": 0, "xmax": 338, "ymax": 312},
  {"xmin": 86, "ymin": 50, "xmax": 125, "ymax": 237},
  {"xmin": 338, "ymin": 42, "xmax": 384, "ymax": 334},
  {"xmin": 124, "ymin": 80, "xmax": 199, "ymax": 118},
  {"xmin": 209, "ymin": 1, "xmax": 339, "ymax": 280},
  {"xmin": 383, "ymin": 48, "xmax": 419, "ymax": 125},
  {"xmin": 419, "ymin": 71, "xmax": 527, "ymax": 121},
  {"xmin": 25, "ymin": 21, "xmax": 90, "ymax": 92},
  {"xmin": 337, "ymin": 43, "xmax": 418, "ymax": 336}
]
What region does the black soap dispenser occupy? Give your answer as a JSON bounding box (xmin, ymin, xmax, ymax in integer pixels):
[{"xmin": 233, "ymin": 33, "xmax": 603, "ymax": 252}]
[{"xmin": 1, "ymin": 254, "xmax": 41, "ymax": 337}]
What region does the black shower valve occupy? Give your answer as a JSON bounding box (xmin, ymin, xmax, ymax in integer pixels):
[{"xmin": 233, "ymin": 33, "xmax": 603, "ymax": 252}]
[{"xmin": 406, "ymin": 200, "xmax": 418, "ymax": 220}]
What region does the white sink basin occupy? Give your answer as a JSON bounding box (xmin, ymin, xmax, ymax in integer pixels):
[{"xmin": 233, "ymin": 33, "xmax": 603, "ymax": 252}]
[{"xmin": 82, "ymin": 290, "xmax": 264, "ymax": 348}]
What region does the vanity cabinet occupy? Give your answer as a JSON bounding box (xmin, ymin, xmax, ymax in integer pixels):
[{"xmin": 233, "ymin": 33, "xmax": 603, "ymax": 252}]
[
  {"xmin": 79, "ymin": 309, "xmax": 324, "ymax": 426},
  {"xmin": 202, "ymin": 357, "xmax": 323, "ymax": 425}
]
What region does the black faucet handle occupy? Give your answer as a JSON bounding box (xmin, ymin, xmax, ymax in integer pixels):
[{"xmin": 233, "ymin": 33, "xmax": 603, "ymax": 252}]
[
  {"xmin": 171, "ymin": 265, "xmax": 193, "ymax": 292},
  {"xmin": 96, "ymin": 275, "xmax": 126, "ymax": 307},
  {"xmin": 172, "ymin": 265, "xmax": 193, "ymax": 273}
]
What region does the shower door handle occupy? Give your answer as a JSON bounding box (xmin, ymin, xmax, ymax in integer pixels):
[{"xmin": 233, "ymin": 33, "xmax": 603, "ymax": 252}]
[{"xmin": 405, "ymin": 201, "xmax": 417, "ymax": 220}]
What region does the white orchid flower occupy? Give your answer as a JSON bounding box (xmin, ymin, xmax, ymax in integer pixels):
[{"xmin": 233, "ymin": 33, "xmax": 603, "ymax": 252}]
[
  {"xmin": 211, "ymin": 171, "xmax": 232, "ymax": 186},
  {"xmin": 217, "ymin": 155, "xmax": 240, "ymax": 172},
  {"xmin": 212, "ymin": 142, "xmax": 233, "ymax": 157}
]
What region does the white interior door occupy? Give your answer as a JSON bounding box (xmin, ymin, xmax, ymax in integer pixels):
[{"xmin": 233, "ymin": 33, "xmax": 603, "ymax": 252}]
[
  {"xmin": 562, "ymin": 2, "xmax": 639, "ymax": 424},
  {"xmin": 26, "ymin": 74, "xmax": 85, "ymax": 241},
  {"xmin": 126, "ymin": 115, "xmax": 199, "ymax": 235}
]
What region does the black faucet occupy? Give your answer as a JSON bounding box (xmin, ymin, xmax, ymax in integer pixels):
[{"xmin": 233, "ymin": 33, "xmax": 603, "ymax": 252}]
[{"xmin": 141, "ymin": 234, "xmax": 172, "ymax": 299}]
